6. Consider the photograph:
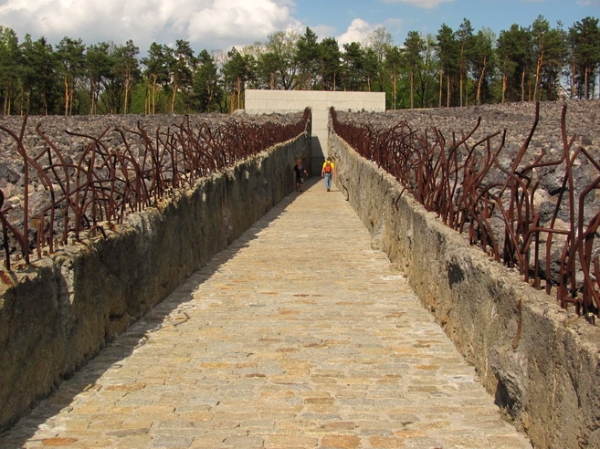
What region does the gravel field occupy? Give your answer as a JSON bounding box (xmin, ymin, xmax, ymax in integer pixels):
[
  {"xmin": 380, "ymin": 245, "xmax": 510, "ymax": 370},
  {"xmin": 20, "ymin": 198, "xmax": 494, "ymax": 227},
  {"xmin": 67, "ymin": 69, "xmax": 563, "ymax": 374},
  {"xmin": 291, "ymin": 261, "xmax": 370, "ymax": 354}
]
[
  {"xmin": 334, "ymin": 100, "xmax": 600, "ymax": 302},
  {"xmin": 339, "ymin": 100, "xmax": 600, "ymax": 152},
  {"xmin": 335, "ymin": 100, "xmax": 599, "ymax": 224},
  {"xmin": 0, "ymin": 110, "xmax": 307, "ymax": 261},
  {"xmin": 0, "ymin": 103, "xmax": 597, "ymax": 275}
]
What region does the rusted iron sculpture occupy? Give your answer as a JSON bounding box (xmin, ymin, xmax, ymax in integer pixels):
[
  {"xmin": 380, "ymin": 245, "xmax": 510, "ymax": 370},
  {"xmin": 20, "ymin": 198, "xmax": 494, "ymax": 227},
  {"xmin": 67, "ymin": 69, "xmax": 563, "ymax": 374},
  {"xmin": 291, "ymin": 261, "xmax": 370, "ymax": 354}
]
[
  {"xmin": 331, "ymin": 104, "xmax": 600, "ymax": 321},
  {"xmin": 0, "ymin": 109, "xmax": 310, "ymax": 272}
]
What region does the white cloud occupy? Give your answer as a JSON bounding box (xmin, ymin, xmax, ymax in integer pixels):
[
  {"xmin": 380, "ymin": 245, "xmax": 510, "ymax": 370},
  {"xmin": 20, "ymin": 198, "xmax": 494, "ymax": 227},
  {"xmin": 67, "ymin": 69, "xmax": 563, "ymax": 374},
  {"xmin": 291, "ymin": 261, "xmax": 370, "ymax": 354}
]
[
  {"xmin": 382, "ymin": 0, "xmax": 454, "ymax": 9},
  {"xmin": 336, "ymin": 17, "xmax": 407, "ymax": 48},
  {"xmin": 0, "ymin": 0, "xmax": 301, "ymax": 53},
  {"xmin": 337, "ymin": 18, "xmax": 375, "ymax": 46}
]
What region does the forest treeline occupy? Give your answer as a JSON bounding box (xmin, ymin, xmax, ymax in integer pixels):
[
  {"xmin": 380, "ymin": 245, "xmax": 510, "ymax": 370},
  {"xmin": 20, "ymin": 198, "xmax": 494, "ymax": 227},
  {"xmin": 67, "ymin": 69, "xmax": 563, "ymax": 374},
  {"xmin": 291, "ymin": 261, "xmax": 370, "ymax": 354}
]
[{"xmin": 0, "ymin": 14, "xmax": 599, "ymax": 115}]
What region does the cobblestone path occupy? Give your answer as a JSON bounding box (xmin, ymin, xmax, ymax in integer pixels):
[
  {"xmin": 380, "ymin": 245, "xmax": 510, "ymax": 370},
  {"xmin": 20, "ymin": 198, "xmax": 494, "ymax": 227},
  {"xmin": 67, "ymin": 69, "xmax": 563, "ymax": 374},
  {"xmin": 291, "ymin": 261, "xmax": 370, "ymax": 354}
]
[{"xmin": 0, "ymin": 179, "xmax": 532, "ymax": 449}]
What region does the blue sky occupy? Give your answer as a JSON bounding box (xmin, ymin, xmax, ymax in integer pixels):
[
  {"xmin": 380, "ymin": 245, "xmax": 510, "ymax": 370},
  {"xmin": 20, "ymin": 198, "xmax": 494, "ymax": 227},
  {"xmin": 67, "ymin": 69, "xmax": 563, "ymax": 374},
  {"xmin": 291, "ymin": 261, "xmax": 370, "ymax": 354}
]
[
  {"xmin": 298, "ymin": 0, "xmax": 599, "ymax": 43},
  {"xmin": 0, "ymin": 0, "xmax": 598, "ymax": 55}
]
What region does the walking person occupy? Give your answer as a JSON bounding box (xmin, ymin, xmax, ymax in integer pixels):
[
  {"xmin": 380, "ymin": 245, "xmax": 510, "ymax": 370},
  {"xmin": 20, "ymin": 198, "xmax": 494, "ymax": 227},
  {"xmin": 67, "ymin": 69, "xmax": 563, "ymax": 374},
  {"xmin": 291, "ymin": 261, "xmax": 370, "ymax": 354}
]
[
  {"xmin": 293, "ymin": 158, "xmax": 309, "ymax": 192},
  {"xmin": 321, "ymin": 156, "xmax": 335, "ymax": 192}
]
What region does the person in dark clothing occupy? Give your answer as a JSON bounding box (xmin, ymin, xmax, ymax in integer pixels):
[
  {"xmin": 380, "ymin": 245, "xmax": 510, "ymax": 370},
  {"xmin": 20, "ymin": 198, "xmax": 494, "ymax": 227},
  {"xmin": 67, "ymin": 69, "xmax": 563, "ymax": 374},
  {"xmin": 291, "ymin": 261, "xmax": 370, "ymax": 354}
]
[{"xmin": 293, "ymin": 158, "xmax": 309, "ymax": 192}]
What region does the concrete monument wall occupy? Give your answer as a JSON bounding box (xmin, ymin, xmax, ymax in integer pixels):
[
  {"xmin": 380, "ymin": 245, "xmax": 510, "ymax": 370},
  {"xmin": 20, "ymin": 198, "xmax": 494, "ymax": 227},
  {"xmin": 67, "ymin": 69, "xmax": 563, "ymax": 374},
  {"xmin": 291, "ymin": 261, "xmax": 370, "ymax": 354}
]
[{"xmin": 245, "ymin": 90, "xmax": 385, "ymax": 172}]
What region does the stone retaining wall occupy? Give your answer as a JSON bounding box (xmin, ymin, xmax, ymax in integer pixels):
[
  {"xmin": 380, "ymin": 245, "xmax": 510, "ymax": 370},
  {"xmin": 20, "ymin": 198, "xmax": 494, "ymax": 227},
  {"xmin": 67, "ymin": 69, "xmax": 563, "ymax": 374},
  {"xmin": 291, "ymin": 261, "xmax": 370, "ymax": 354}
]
[
  {"xmin": 330, "ymin": 130, "xmax": 600, "ymax": 449},
  {"xmin": 0, "ymin": 132, "xmax": 310, "ymax": 432}
]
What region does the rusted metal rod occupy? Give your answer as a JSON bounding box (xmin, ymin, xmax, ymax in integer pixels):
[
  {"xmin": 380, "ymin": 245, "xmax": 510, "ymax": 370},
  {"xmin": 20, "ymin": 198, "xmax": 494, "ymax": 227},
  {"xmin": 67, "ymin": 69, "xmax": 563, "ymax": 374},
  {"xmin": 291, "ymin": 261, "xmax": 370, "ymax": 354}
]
[
  {"xmin": 0, "ymin": 110, "xmax": 310, "ymax": 269},
  {"xmin": 331, "ymin": 105, "xmax": 599, "ymax": 321}
]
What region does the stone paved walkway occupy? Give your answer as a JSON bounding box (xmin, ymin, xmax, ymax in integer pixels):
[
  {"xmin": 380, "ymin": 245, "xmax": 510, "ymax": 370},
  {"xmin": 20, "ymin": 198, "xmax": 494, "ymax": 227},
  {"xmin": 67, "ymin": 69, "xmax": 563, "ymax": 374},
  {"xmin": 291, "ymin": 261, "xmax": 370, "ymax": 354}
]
[{"xmin": 0, "ymin": 179, "xmax": 532, "ymax": 449}]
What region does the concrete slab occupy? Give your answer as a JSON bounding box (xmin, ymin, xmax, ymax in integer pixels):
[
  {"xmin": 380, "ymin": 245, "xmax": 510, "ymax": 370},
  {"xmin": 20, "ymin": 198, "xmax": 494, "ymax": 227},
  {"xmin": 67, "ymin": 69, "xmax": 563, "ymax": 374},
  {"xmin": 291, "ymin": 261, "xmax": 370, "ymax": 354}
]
[{"xmin": 245, "ymin": 90, "xmax": 385, "ymax": 170}]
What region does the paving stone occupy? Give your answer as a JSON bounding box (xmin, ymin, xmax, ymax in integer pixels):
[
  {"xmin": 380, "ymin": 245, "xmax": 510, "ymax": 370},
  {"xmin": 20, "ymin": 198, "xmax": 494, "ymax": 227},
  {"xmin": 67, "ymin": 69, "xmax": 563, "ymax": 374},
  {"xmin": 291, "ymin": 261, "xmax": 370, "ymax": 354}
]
[{"xmin": 0, "ymin": 179, "xmax": 532, "ymax": 449}]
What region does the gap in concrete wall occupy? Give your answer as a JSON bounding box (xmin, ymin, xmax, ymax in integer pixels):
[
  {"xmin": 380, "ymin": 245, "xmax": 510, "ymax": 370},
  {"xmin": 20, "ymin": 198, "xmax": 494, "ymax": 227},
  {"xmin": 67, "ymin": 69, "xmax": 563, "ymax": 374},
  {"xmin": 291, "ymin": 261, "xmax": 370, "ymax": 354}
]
[{"xmin": 245, "ymin": 90, "xmax": 385, "ymax": 172}]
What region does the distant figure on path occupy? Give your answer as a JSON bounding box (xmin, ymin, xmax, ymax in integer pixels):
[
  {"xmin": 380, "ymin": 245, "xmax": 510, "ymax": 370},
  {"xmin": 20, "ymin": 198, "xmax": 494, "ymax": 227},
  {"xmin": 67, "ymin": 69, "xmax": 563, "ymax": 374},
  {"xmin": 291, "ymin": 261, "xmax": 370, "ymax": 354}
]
[
  {"xmin": 321, "ymin": 156, "xmax": 335, "ymax": 192},
  {"xmin": 294, "ymin": 158, "xmax": 309, "ymax": 192}
]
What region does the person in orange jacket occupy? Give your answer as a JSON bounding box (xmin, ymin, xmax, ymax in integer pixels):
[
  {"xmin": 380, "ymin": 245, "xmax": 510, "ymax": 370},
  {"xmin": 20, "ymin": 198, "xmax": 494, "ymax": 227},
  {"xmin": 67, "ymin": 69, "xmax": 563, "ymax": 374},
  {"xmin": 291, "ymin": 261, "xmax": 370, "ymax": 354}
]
[{"xmin": 321, "ymin": 156, "xmax": 335, "ymax": 192}]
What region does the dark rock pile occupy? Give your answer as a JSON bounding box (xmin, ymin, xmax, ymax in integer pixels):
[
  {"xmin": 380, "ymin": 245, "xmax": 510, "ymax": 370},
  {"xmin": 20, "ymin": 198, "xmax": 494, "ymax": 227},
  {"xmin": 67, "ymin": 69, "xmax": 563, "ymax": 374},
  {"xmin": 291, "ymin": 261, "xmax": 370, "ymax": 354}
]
[
  {"xmin": 0, "ymin": 111, "xmax": 306, "ymax": 263},
  {"xmin": 337, "ymin": 100, "xmax": 599, "ymax": 225},
  {"xmin": 335, "ymin": 101, "xmax": 599, "ymax": 301},
  {"xmin": 339, "ymin": 101, "xmax": 598, "ymax": 192}
]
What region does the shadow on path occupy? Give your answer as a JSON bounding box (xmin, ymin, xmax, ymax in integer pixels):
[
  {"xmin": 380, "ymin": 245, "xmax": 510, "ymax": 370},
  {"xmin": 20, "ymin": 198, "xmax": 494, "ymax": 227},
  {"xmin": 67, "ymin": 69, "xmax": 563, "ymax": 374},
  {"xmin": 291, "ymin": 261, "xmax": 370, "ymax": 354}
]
[{"xmin": 0, "ymin": 181, "xmax": 316, "ymax": 447}]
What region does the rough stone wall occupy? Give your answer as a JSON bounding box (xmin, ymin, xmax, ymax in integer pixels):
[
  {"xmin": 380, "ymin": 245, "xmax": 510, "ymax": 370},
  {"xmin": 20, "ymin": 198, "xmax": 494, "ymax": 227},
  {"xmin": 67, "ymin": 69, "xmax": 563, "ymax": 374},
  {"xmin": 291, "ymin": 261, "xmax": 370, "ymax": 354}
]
[
  {"xmin": 330, "ymin": 131, "xmax": 600, "ymax": 449},
  {"xmin": 0, "ymin": 133, "xmax": 310, "ymax": 432}
]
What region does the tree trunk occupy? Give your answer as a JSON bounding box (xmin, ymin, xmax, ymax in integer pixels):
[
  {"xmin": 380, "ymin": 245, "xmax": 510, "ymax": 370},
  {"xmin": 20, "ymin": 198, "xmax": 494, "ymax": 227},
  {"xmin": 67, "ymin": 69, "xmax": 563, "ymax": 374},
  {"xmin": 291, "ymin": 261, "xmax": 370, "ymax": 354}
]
[
  {"xmin": 20, "ymin": 90, "xmax": 27, "ymax": 116},
  {"xmin": 123, "ymin": 67, "xmax": 131, "ymax": 114},
  {"xmin": 521, "ymin": 69, "xmax": 526, "ymax": 102},
  {"xmin": 144, "ymin": 81, "xmax": 151, "ymax": 114},
  {"xmin": 439, "ymin": 70, "xmax": 443, "ymax": 108},
  {"xmin": 4, "ymin": 89, "xmax": 11, "ymax": 115},
  {"xmin": 171, "ymin": 80, "xmax": 179, "ymax": 113},
  {"xmin": 410, "ymin": 71, "xmax": 414, "ymax": 109},
  {"xmin": 89, "ymin": 79, "xmax": 96, "ymax": 115},
  {"xmin": 207, "ymin": 86, "xmax": 214, "ymax": 109},
  {"xmin": 64, "ymin": 76, "xmax": 70, "ymax": 116},
  {"xmin": 569, "ymin": 59, "xmax": 576, "ymax": 99},
  {"xmin": 392, "ymin": 71, "xmax": 397, "ymax": 110},
  {"xmin": 534, "ymin": 56, "xmax": 543, "ymax": 101},
  {"xmin": 459, "ymin": 70, "xmax": 464, "ymax": 107},
  {"xmin": 68, "ymin": 89, "xmax": 73, "ymax": 116},
  {"xmin": 476, "ymin": 57, "xmax": 487, "ymax": 106},
  {"xmin": 152, "ymin": 75, "xmax": 157, "ymax": 114}
]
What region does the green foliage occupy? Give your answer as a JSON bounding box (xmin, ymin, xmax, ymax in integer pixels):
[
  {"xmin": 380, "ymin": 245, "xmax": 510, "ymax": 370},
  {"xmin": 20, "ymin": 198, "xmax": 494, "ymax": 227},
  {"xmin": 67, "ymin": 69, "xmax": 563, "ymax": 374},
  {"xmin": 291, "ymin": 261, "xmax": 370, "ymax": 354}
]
[
  {"xmin": 569, "ymin": 17, "xmax": 600, "ymax": 99},
  {"xmin": 191, "ymin": 50, "xmax": 223, "ymax": 112},
  {"xmin": 20, "ymin": 35, "xmax": 61, "ymax": 114},
  {"xmin": 263, "ymin": 31, "xmax": 299, "ymax": 90},
  {"xmin": 0, "ymin": 14, "xmax": 597, "ymax": 115},
  {"xmin": 140, "ymin": 42, "xmax": 172, "ymax": 114},
  {"xmin": 470, "ymin": 28, "xmax": 496, "ymax": 105},
  {"xmin": 318, "ymin": 38, "xmax": 341, "ymax": 91},
  {"xmin": 341, "ymin": 42, "xmax": 366, "ymax": 91},
  {"xmin": 105, "ymin": 40, "xmax": 140, "ymax": 114},
  {"xmin": 436, "ymin": 23, "xmax": 460, "ymax": 107},
  {"xmin": 0, "ymin": 26, "xmax": 22, "ymax": 114},
  {"xmin": 296, "ymin": 28, "xmax": 319, "ymax": 89},
  {"xmin": 497, "ymin": 24, "xmax": 533, "ymax": 102},
  {"xmin": 55, "ymin": 37, "xmax": 86, "ymax": 115},
  {"xmin": 531, "ymin": 16, "xmax": 568, "ymax": 101},
  {"xmin": 222, "ymin": 47, "xmax": 255, "ymax": 111}
]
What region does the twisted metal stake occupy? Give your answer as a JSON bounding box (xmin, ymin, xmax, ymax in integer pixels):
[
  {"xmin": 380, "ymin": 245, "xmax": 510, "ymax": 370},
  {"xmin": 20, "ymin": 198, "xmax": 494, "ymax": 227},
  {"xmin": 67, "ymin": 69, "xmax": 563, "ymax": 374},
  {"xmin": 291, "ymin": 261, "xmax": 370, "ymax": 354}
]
[
  {"xmin": 331, "ymin": 104, "xmax": 600, "ymax": 320},
  {"xmin": 0, "ymin": 109, "xmax": 310, "ymax": 268}
]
